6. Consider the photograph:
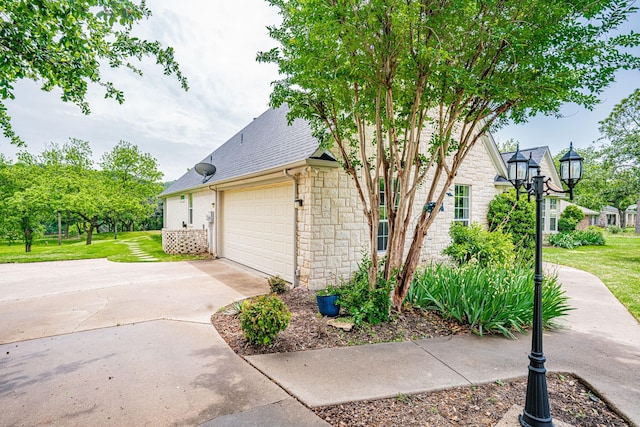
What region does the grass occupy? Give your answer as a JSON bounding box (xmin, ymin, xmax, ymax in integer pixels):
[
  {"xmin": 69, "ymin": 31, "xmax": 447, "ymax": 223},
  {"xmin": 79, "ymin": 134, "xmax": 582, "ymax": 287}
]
[
  {"xmin": 0, "ymin": 231, "xmax": 209, "ymax": 263},
  {"xmin": 544, "ymin": 231, "xmax": 640, "ymax": 321}
]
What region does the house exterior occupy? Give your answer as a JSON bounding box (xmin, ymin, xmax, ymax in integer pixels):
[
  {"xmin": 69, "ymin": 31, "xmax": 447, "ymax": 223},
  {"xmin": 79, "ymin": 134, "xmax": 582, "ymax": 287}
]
[
  {"xmin": 559, "ymin": 200, "xmax": 599, "ymax": 229},
  {"xmin": 161, "ymin": 106, "xmax": 540, "ymax": 289},
  {"xmin": 598, "ymin": 205, "xmax": 638, "ymax": 228}
]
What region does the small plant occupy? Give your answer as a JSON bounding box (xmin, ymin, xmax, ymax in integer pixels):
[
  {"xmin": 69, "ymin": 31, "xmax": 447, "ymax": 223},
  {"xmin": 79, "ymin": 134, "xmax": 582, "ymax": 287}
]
[
  {"xmin": 336, "ymin": 256, "xmax": 394, "ymax": 326},
  {"xmin": 316, "ymin": 284, "xmax": 340, "ymax": 296},
  {"xmin": 239, "ymin": 294, "xmax": 291, "ymax": 346},
  {"xmin": 607, "ymin": 225, "xmax": 623, "ymax": 234},
  {"xmin": 268, "ymin": 275, "xmax": 288, "ymax": 294}
]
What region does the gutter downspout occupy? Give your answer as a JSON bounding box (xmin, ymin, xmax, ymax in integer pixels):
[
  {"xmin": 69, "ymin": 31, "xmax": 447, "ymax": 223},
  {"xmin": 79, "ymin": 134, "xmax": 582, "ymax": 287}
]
[
  {"xmin": 284, "ymin": 169, "xmax": 299, "ymax": 288},
  {"xmin": 208, "ymin": 185, "xmax": 220, "ymax": 258}
]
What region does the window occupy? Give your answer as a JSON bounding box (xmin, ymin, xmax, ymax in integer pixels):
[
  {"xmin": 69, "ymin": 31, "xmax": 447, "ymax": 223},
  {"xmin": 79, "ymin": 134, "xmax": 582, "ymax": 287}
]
[
  {"xmin": 378, "ymin": 180, "xmax": 389, "ymax": 251},
  {"xmin": 188, "ymin": 194, "xmax": 194, "ymax": 225},
  {"xmin": 549, "ymin": 199, "xmax": 558, "ymax": 232},
  {"xmin": 454, "ymin": 185, "xmax": 470, "ymax": 226}
]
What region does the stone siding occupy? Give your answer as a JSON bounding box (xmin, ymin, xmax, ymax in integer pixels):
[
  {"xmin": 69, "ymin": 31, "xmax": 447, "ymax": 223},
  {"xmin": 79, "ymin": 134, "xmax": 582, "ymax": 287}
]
[
  {"xmin": 296, "ymin": 136, "xmax": 503, "ymax": 290},
  {"xmin": 162, "ymin": 229, "xmax": 208, "ymax": 254}
]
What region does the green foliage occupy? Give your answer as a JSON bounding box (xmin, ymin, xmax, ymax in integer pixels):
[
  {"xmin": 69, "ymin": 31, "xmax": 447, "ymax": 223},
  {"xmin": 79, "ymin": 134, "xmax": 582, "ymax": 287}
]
[
  {"xmin": 562, "ymin": 205, "xmax": 585, "ymax": 223},
  {"xmin": 337, "ymin": 258, "xmax": 394, "ymax": 326},
  {"xmin": 239, "ymin": 294, "xmax": 291, "ymax": 346},
  {"xmin": 558, "ymin": 205, "xmax": 584, "ymax": 232},
  {"xmin": 443, "ymin": 223, "xmax": 514, "ymax": 268},
  {"xmin": 607, "ymin": 225, "xmax": 623, "ymax": 234},
  {"xmin": 259, "ymin": 0, "xmax": 640, "ymax": 307},
  {"xmin": 0, "ymin": 0, "xmax": 188, "ymax": 146},
  {"xmin": 408, "ymin": 264, "xmax": 572, "ymax": 338},
  {"xmin": 0, "ymin": 139, "xmax": 164, "ymax": 248},
  {"xmin": 268, "ymin": 275, "xmax": 288, "ymax": 294},
  {"xmin": 547, "ymin": 228, "xmax": 605, "ymax": 249},
  {"xmin": 316, "ymin": 284, "xmax": 340, "ymax": 297},
  {"xmin": 488, "ymin": 190, "xmax": 535, "ymax": 261}
]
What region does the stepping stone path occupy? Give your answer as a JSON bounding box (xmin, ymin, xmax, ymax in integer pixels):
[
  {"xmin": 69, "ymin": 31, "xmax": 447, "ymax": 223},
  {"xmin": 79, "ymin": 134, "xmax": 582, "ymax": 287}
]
[{"xmin": 126, "ymin": 239, "xmax": 159, "ymax": 262}]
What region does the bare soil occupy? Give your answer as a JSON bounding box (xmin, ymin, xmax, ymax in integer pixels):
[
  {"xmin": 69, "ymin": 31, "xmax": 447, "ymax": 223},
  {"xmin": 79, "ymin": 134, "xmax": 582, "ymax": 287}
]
[{"xmin": 211, "ymin": 288, "xmax": 630, "ymax": 426}]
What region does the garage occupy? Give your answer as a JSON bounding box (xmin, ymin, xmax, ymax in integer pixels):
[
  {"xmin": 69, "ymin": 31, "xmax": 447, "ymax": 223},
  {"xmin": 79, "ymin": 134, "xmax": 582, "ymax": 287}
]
[{"xmin": 221, "ymin": 182, "xmax": 294, "ymax": 281}]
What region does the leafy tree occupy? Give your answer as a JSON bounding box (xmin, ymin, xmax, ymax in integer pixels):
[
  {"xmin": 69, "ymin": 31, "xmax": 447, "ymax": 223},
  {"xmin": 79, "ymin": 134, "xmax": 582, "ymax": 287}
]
[
  {"xmin": 599, "ymin": 89, "xmax": 640, "ymax": 232},
  {"xmin": 100, "ymin": 141, "xmax": 163, "ymax": 236},
  {"xmin": 487, "ymin": 190, "xmax": 535, "ymax": 261},
  {"xmin": 259, "ymin": 0, "xmax": 640, "ymax": 310},
  {"xmin": 1, "ymin": 0, "xmax": 188, "ymax": 146},
  {"xmin": 0, "ymin": 154, "xmax": 51, "ymax": 251}
]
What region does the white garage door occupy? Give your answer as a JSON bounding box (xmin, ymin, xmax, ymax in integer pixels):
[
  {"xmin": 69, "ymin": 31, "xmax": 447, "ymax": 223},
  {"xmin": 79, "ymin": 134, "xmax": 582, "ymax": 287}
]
[{"xmin": 222, "ymin": 182, "xmax": 294, "ymax": 281}]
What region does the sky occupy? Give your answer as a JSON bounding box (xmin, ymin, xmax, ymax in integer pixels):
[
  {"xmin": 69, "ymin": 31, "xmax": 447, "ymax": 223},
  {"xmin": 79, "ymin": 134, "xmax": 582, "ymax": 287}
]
[{"xmin": 1, "ymin": 1, "xmax": 639, "ymax": 181}]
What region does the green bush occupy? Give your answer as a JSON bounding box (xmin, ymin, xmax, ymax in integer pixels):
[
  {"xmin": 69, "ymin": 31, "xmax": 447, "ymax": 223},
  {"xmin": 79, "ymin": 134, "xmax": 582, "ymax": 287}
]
[
  {"xmin": 239, "ymin": 294, "xmax": 291, "ymax": 346},
  {"xmin": 547, "ymin": 228, "xmax": 605, "ymax": 249},
  {"xmin": 268, "ymin": 275, "xmax": 288, "ymax": 294},
  {"xmin": 558, "ymin": 205, "xmax": 584, "ymax": 233},
  {"xmin": 557, "ymin": 217, "xmax": 578, "ymax": 233},
  {"xmin": 487, "ymin": 189, "xmax": 535, "ymax": 261},
  {"xmin": 607, "ymin": 225, "xmax": 623, "ymax": 234},
  {"xmin": 443, "ymin": 222, "xmax": 514, "ymax": 267},
  {"xmin": 574, "ymin": 228, "xmax": 605, "ymax": 246},
  {"xmin": 337, "ymin": 257, "xmax": 394, "ymax": 326},
  {"xmin": 407, "ymin": 264, "xmax": 571, "ymax": 338}
]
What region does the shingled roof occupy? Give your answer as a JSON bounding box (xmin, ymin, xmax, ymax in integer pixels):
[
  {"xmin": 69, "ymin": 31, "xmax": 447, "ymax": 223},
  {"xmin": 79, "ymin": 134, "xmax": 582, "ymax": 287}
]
[
  {"xmin": 500, "ymin": 146, "xmax": 548, "ymax": 169},
  {"xmin": 160, "ymin": 106, "xmax": 322, "ymax": 197}
]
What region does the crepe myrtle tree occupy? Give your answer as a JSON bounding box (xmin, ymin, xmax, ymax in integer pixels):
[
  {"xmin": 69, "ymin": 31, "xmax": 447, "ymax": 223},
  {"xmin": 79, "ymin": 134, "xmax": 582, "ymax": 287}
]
[
  {"xmin": 259, "ymin": 0, "xmax": 640, "ymax": 311},
  {"xmin": 0, "ymin": 0, "xmax": 188, "ymax": 146}
]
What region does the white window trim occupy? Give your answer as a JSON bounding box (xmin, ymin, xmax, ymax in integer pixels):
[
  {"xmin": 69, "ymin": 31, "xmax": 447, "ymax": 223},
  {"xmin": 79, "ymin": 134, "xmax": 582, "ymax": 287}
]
[{"xmin": 453, "ymin": 184, "xmax": 471, "ymax": 226}]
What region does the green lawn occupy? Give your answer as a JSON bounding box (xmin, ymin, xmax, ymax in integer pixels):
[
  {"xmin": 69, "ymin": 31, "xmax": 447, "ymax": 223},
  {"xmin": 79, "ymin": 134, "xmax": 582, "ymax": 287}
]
[
  {"xmin": 0, "ymin": 231, "xmax": 209, "ymax": 263},
  {"xmin": 544, "ymin": 233, "xmax": 640, "ymax": 321}
]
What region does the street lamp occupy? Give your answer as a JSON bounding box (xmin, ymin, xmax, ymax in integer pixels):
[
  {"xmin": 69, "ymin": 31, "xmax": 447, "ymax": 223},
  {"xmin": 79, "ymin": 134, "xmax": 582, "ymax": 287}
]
[{"xmin": 507, "ymin": 143, "xmax": 583, "ymax": 427}]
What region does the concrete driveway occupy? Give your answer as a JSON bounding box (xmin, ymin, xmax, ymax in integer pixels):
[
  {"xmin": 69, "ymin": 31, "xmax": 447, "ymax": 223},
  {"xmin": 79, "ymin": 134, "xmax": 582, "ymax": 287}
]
[{"xmin": 0, "ymin": 259, "xmax": 325, "ymax": 426}]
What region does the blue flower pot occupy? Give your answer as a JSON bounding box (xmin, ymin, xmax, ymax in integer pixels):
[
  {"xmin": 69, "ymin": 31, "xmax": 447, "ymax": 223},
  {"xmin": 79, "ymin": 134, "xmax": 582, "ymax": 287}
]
[{"xmin": 316, "ymin": 294, "xmax": 340, "ymax": 317}]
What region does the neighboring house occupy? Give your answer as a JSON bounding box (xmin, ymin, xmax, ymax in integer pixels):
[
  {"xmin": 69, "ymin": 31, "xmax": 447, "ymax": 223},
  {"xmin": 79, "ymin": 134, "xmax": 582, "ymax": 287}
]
[
  {"xmin": 498, "ymin": 147, "xmax": 566, "ymax": 234},
  {"xmin": 160, "ymin": 106, "xmax": 520, "ymax": 289},
  {"xmin": 598, "ymin": 205, "xmax": 638, "ymax": 228}
]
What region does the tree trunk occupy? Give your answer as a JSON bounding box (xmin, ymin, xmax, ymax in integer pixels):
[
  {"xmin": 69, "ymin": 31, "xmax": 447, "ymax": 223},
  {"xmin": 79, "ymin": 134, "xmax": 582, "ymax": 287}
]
[
  {"xmin": 24, "ymin": 227, "xmax": 33, "ymax": 253},
  {"xmin": 618, "ymin": 208, "xmax": 627, "ymax": 228}
]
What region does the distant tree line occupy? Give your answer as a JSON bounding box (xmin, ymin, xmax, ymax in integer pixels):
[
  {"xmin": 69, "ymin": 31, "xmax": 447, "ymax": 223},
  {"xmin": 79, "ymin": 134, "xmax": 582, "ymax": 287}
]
[{"xmin": 0, "ymin": 139, "xmax": 164, "ymax": 252}]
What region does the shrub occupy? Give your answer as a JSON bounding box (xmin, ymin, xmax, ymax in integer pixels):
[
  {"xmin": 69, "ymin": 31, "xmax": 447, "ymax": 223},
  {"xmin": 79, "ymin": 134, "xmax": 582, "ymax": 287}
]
[
  {"xmin": 443, "ymin": 222, "xmax": 514, "ymax": 267},
  {"xmin": 268, "ymin": 275, "xmax": 288, "ymax": 294},
  {"xmin": 487, "ymin": 189, "xmax": 535, "ymax": 261},
  {"xmin": 607, "ymin": 225, "xmax": 623, "ymax": 234},
  {"xmin": 557, "ymin": 217, "xmax": 578, "ymax": 233},
  {"xmin": 407, "ymin": 264, "xmax": 571, "ymax": 338},
  {"xmin": 559, "ymin": 205, "xmax": 584, "ymax": 233},
  {"xmin": 239, "ymin": 294, "xmax": 291, "ymax": 346},
  {"xmin": 337, "ymin": 257, "xmax": 394, "ymax": 326},
  {"xmin": 548, "ymin": 228, "xmax": 605, "ymax": 249},
  {"xmin": 574, "ymin": 228, "xmax": 605, "ymax": 246}
]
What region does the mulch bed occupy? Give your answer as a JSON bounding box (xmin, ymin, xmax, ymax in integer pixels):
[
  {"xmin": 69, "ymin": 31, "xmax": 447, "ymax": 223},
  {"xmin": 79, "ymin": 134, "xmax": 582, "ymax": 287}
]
[{"xmin": 211, "ymin": 288, "xmax": 630, "ymax": 426}]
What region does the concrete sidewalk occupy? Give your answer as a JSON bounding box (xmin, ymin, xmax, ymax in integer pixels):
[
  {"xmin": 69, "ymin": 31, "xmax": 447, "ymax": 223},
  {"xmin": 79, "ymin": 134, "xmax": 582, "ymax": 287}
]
[{"xmin": 246, "ymin": 265, "xmax": 640, "ymax": 426}]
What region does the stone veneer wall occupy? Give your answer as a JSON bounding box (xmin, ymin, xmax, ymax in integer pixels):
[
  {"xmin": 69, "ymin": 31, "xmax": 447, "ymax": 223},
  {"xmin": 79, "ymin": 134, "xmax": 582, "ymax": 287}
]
[
  {"xmin": 296, "ymin": 136, "xmax": 503, "ymax": 290},
  {"xmin": 162, "ymin": 229, "xmax": 208, "ymax": 254}
]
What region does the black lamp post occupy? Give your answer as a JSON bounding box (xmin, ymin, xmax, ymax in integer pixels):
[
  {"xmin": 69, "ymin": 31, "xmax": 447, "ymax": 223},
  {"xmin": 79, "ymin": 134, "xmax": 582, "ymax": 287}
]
[{"xmin": 507, "ymin": 143, "xmax": 583, "ymax": 427}]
